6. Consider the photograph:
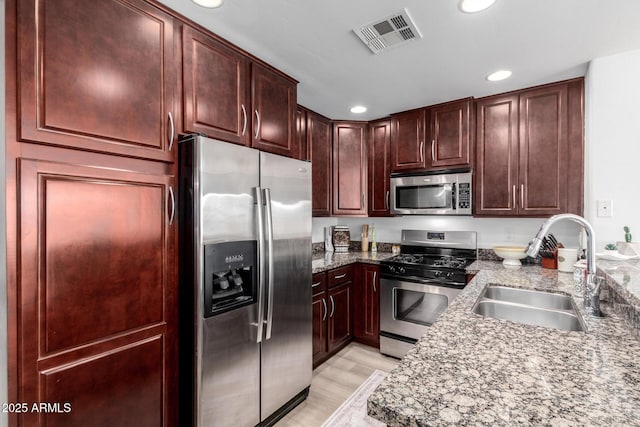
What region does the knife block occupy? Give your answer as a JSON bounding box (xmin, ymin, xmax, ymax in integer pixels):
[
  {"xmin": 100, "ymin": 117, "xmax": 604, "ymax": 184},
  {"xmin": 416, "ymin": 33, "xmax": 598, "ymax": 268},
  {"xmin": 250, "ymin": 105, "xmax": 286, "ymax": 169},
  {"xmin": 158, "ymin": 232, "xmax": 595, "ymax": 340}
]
[{"xmin": 541, "ymin": 251, "xmax": 558, "ymax": 269}]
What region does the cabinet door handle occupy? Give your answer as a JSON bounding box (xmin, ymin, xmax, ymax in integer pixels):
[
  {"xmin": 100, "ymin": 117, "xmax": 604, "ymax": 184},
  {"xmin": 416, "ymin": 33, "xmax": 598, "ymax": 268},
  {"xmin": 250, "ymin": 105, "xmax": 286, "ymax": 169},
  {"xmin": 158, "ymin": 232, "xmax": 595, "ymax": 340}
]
[
  {"xmin": 373, "ymin": 271, "xmax": 377, "ymax": 292},
  {"xmin": 520, "ymin": 184, "xmax": 524, "ymax": 208},
  {"xmin": 512, "ymin": 185, "xmax": 516, "ymax": 209},
  {"xmin": 241, "ymin": 104, "xmax": 247, "ymax": 136},
  {"xmin": 431, "ymin": 139, "xmax": 435, "ymax": 161},
  {"xmin": 168, "ymin": 112, "xmax": 175, "ymax": 151},
  {"xmin": 329, "ymin": 295, "xmax": 335, "ymax": 318},
  {"xmin": 322, "ymin": 298, "xmax": 327, "ymax": 321},
  {"xmin": 334, "ymin": 273, "xmax": 347, "ymax": 280},
  {"xmin": 419, "ymin": 141, "xmax": 424, "ymax": 163},
  {"xmin": 385, "ymin": 190, "xmax": 390, "ymax": 210},
  {"xmin": 312, "ymin": 281, "xmax": 322, "ymax": 288},
  {"xmin": 254, "ymin": 110, "xmax": 261, "ymax": 140},
  {"xmin": 361, "ymin": 192, "xmax": 365, "ymax": 209},
  {"xmin": 169, "ymin": 186, "xmax": 175, "ymax": 225}
]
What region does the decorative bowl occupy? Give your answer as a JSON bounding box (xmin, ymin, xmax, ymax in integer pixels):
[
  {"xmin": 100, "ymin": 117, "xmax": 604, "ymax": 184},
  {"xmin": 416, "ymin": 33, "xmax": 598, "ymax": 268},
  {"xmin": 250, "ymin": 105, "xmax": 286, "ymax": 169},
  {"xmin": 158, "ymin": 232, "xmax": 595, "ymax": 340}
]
[{"xmin": 493, "ymin": 246, "xmax": 528, "ymax": 266}]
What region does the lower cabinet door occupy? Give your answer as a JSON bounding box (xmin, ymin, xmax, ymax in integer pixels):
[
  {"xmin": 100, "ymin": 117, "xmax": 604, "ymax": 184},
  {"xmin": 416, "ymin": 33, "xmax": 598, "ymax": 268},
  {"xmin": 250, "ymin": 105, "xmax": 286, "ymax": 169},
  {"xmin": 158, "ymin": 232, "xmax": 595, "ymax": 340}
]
[
  {"xmin": 15, "ymin": 158, "xmax": 176, "ymax": 426},
  {"xmin": 355, "ymin": 265, "xmax": 380, "ymax": 347},
  {"xmin": 312, "ymin": 291, "xmax": 328, "ymax": 367},
  {"xmin": 328, "ymin": 283, "xmax": 352, "ymax": 352}
]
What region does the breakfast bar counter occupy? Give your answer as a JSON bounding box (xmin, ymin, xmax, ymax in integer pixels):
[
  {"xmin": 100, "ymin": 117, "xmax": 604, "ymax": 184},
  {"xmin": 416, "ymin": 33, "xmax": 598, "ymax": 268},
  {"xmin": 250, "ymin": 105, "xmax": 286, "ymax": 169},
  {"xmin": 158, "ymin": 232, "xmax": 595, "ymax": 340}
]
[{"xmin": 367, "ymin": 261, "xmax": 640, "ymax": 426}]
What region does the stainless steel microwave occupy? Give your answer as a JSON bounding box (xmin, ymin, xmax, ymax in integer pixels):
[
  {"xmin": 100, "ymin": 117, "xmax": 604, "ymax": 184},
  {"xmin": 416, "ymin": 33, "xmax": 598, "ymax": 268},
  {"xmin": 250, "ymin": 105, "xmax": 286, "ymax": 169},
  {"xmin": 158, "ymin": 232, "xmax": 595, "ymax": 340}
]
[{"xmin": 390, "ymin": 170, "xmax": 472, "ymax": 215}]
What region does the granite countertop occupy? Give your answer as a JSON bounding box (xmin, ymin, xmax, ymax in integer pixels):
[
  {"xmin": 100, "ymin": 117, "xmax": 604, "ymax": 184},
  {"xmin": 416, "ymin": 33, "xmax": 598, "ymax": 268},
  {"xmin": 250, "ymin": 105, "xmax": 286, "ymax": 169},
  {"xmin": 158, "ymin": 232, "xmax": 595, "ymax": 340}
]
[
  {"xmin": 312, "ymin": 251, "xmax": 395, "ymax": 273},
  {"xmin": 368, "ymin": 260, "xmax": 640, "ymax": 426}
]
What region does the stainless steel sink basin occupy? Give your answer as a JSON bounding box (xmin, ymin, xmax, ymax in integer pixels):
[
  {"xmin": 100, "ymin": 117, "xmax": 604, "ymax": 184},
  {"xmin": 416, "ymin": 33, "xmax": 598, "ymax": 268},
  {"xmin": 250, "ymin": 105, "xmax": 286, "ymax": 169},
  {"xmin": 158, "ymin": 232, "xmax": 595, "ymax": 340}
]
[
  {"xmin": 481, "ymin": 285, "xmax": 574, "ymax": 311},
  {"xmin": 473, "ymin": 284, "xmax": 586, "ymax": 332}
]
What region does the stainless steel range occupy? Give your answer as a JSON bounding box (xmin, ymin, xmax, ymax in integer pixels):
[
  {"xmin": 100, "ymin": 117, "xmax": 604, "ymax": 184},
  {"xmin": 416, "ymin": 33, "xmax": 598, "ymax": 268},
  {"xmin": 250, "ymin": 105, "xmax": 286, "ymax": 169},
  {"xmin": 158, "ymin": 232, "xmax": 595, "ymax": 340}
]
[{"xmin": 380, "ymin": 230, "xmax": 477, "ymax": 358}]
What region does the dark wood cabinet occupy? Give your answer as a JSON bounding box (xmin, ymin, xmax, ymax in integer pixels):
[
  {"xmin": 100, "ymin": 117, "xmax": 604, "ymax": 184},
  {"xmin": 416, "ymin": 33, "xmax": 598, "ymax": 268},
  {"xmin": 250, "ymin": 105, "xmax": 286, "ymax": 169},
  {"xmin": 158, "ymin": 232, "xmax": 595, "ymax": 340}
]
[
  {"xmin": 368, "ymin": 119, "xmax": 392, "ymax": 217},
  {"xmin": 312, "ymin": 266, "xmax": 353, "ymax": 367},
  {"xmin": 390, "ymin": 109, "xmax": 426, "ymax": 172},
  {"xmin": 182, "ymin": 26, "xmax": 250, "ymax": 146},
  {"xmin": 16, "ymin": 158, "xmax": 176, "ymax": 426},
  {"xmin": 332, "ymin": 121, "xmax": 368, "ymax": 216},
  {"xmin": 17, "ymin": 0, "xmax": 179, "ymax": 162},
  {"xmin": 427, "ymin": 98, "xmax": 473, "ymax": 169},
  {"xmin": 305, "ymin": 110, "xmax": 333, "ymax": 216},
  {"xmin": 474, "ymin": 79, "xmax": 584, "ymax": 217},
  {"xmin": 391, "ymin": 100, "xmax": 472, "ymax": 173},
  {"xmin": 251, "ymin": 63, "xmax": 298, "ymax": 157},
  {"xmin": 312, "ymin": 272, "xmax": 328, "ymax": 367},
  {"xmin": 474, "ymin": 94, "xmax": 520, "ymax": 215},
  {"xmin": 328, "ymin": 283, "xmax": 352, "ymax": 352},
  {"xmin": 518, "ymin": 84, "xmax": 568, "ymax": 215},
  {"xmin": 183, "ymin": 26, "xmax": 297, "ymax": 157},
  {"xmin": 354, "ymin": 264, "xmax": 380, "ymax": 348}
]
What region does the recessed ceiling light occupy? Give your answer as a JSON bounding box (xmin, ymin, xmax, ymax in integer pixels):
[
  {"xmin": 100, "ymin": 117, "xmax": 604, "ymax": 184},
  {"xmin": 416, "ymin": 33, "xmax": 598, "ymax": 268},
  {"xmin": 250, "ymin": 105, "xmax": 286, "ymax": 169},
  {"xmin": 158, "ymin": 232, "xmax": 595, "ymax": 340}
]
[
  {"xmin": 486, "ymin": 70, "xmax": 512, "ymax": 81},
  {"xmin": 350, "ymin": 105, "xmax": 367, "ymax": 114},
  {"xmin": 192, "ymin": 0, "xmax": 224, "ymax": 8},
  {"xmin": 459, "ymin": 0, "xmax": 497, "ymax": 13}
]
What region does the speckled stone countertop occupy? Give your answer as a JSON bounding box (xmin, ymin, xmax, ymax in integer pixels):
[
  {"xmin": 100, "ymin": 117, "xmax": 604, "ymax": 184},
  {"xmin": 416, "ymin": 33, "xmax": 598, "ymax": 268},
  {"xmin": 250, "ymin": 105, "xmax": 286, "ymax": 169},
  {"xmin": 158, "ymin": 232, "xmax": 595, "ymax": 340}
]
[
  {"xmin": 368, "ymin": 261, "xmax": 640, "ymax": 426},
  {"xmin": 312, "ymin": 251, "xmax": 395, "ymax": 274}
]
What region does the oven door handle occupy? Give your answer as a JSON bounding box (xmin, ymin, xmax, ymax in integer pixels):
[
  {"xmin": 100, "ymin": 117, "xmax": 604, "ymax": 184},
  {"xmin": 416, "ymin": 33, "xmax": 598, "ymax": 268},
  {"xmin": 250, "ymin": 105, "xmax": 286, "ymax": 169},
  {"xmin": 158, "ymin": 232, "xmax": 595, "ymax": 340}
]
[{"xmin": 381, "ymin": 275, "xmax": 465, "ymax": 289}]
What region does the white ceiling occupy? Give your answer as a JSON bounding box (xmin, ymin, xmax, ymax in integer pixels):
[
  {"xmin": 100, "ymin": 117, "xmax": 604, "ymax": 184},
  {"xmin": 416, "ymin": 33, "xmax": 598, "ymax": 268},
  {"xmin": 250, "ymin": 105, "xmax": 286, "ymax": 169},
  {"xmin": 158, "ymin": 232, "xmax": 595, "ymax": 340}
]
[{"xmin": 158, "ymin": 0, "xmax": 640, "ymax": 121}]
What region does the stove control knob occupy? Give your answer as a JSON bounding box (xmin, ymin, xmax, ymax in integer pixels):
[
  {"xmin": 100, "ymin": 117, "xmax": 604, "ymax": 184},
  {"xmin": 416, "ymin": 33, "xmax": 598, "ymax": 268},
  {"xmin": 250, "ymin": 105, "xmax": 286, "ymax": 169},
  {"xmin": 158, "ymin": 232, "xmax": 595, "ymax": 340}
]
[
  {"xmin": 446, "ymin": 272, "xmax": 454, "ymax": 279},
  {"xmin": 389, "ymin": 266, "xmax": 396, "ymax": 273},
  {"xmin": 398, "ymin": 267, "xmax": 406, "ymax": 274},
  {"xmin": 433, "ymin": 271, "xmax": 442, "ymax": 277}
]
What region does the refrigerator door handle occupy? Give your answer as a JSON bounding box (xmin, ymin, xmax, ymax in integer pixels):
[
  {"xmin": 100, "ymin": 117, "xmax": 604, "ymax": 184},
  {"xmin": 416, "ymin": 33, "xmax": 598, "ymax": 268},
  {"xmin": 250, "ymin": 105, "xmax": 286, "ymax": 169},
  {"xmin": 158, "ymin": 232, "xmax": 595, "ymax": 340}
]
[
  {"xmin": 263, "ymin": 188, "xmax": 275, "ymax": 340},
  {"xmin": 254, "ymin": 187, "xmax": 266, "ymax": 343}
]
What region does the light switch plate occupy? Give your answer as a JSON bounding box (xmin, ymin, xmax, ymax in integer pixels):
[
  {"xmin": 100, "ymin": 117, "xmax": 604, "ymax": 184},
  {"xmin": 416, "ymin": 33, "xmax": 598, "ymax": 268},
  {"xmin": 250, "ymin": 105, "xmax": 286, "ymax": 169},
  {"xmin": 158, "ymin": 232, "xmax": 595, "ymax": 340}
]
[{"xmin": 597, "ymin": 200, "xmax": 613, "ymax": 217}]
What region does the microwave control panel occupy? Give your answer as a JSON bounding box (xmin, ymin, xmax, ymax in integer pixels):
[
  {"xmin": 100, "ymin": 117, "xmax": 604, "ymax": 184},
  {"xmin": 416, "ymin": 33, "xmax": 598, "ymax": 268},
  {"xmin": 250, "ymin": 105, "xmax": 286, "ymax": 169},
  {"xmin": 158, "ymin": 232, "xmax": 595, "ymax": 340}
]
[{"xmin": 457, "ymin": 183, "xmax": 471, "ymax": 209}]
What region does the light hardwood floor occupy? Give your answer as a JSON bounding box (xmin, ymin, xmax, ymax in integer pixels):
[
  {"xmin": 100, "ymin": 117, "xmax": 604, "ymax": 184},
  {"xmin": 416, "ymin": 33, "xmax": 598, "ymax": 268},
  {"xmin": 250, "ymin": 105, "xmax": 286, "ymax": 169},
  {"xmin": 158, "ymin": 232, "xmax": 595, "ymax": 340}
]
[{"xmin": 275, "ymin": 343, "xmax": 399, "ymax": 427}]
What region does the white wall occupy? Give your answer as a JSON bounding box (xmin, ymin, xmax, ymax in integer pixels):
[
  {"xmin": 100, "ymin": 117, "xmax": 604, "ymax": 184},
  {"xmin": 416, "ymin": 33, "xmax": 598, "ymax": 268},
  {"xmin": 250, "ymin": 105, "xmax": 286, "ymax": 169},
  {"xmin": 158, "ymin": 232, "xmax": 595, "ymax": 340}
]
[
  {"xmin": 313, "ymin": 216, "xmax": 581, "ymax": 250},
  {"xmin": 1, "ymin": 0, "xmax": 9, "ymax": 425},
  {"xmin": 585, "ymin": 49, "xmax": 640, "ymax": 250}
]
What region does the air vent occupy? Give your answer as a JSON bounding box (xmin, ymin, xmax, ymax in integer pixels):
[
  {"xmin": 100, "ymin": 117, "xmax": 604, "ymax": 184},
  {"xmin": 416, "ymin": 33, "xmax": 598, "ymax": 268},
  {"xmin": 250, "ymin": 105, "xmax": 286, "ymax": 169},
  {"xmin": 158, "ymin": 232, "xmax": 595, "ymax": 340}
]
[{"xmin": 353, "ymin": 8, "xmax": 423, "ymax": 54}]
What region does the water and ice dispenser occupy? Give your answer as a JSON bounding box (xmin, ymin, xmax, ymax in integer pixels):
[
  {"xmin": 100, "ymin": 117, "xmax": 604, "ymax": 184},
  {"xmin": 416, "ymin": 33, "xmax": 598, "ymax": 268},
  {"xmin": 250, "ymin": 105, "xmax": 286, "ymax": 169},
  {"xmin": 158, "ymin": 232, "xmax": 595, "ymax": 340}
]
[{"xmin": 203, "ymin": 241, "xmax": 257, "ymax": 317}]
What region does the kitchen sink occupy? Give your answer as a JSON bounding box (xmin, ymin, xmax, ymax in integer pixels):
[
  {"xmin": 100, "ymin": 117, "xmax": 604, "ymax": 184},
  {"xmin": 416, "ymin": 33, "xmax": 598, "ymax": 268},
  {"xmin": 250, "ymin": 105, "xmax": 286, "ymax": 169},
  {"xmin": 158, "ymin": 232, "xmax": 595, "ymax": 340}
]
[
  {"xmin": 481, "ymin": 285, "xmax": 575, "ymax": 311},
  {"xmin": 472, "ymin": 284, "xmax": 586, "ymax": 332}
]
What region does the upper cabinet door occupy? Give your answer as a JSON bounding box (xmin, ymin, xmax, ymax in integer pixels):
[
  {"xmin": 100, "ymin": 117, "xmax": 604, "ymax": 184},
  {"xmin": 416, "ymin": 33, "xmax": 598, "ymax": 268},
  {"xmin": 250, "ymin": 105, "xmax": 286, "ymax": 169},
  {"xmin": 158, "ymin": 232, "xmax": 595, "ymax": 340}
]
[
  {"xmin": 368, "ymin": 119, "xmax": 392, "ymax": 217},
  {"xmin": 17, "ymin": 0, "xmax": 178, "ymax": 162},
  {"xmin": 474, "ymin": 95, "xmax": 520, "ymax": 216},
  {"xmin": 390, "ymin": 109, "xmax": 426, "ymax": 172},
  {"xmin": 251, "ymin": 63, "xmax": 297, "ymax": 157},
  {"xmin": 518, "ymin": 84, "xmax": 569, "ymax": 216},
  {"xmin": 332, "ymin": 122, "xmax": 367, "ymax": 216},
  {"xmin": 182, "ymin": 26, "xmax": 250, "ymax": 146},
  {"xmin": 308, "ymin": 111, "xmax": 333, "ymax": 217},
  {"xmin": 427, "ymin": 99, "xmax": 472, "ymax": 169}
]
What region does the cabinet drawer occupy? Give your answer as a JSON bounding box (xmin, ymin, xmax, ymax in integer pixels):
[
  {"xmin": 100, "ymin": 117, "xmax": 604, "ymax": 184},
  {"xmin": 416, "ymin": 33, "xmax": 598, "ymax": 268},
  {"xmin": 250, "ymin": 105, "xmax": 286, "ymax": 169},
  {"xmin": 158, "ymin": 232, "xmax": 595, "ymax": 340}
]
[
  {"xmin": 327, "ymin": 265, "xmax": 353, "ymax": 288},
  {"xmin": 312, "ymin": 272, "xmax": 327, "ymax": 296}
]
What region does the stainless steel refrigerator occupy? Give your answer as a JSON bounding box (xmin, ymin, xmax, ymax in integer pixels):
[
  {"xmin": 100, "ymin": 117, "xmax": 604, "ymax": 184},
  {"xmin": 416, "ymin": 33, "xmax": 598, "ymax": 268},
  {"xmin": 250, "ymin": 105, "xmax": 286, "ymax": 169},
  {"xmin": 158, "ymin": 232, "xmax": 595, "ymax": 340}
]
[{"xmin": 178, "ymin": 135, "xmax": 312, "ymax": 427}]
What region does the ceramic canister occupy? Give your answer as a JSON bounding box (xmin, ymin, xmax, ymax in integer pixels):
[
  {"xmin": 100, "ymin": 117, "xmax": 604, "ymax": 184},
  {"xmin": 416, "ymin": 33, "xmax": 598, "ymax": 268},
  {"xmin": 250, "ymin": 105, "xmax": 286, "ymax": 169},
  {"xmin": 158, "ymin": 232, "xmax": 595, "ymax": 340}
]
[{"xmin": 557, "ymin": 248, "xmax": 579, "ymax": 272}]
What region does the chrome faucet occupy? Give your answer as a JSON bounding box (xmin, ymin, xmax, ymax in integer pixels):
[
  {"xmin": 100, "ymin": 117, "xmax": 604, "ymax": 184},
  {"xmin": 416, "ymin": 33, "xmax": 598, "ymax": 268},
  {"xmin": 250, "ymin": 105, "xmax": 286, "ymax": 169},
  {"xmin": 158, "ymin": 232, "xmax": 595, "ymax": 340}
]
[{"xmin": 525, "ymin": 213, "xmax": 603, "ymax": 316}]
